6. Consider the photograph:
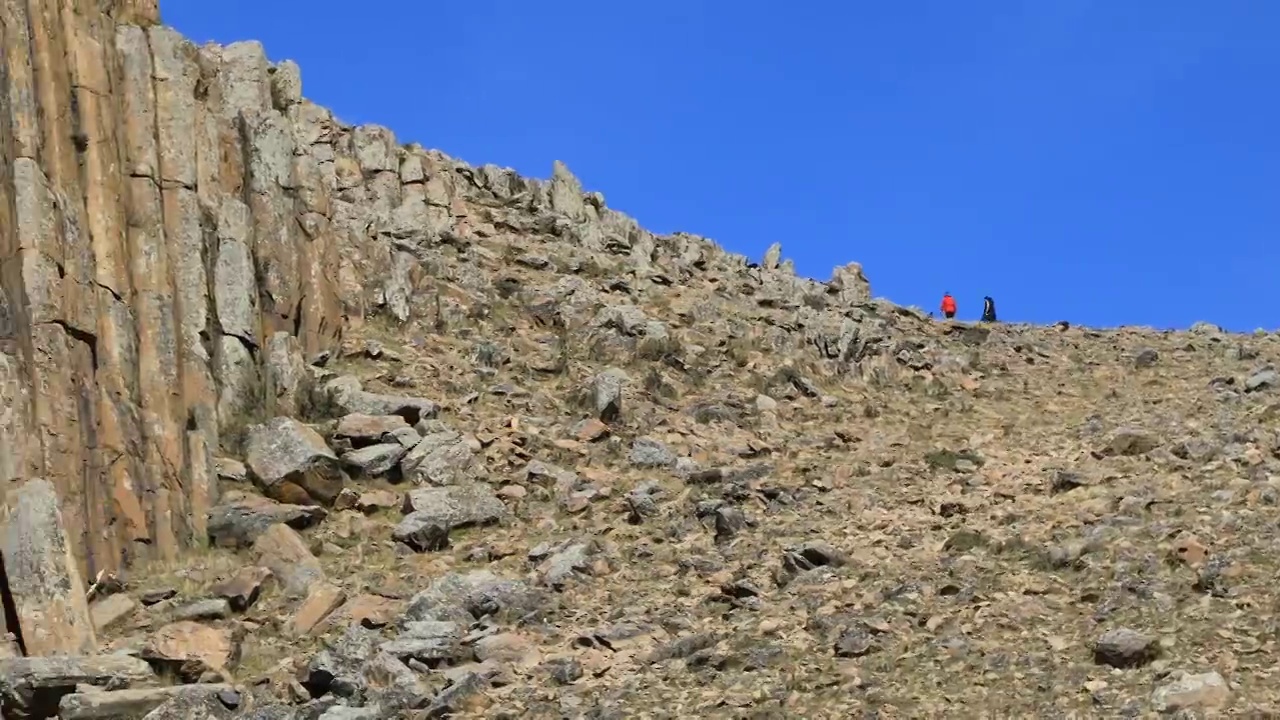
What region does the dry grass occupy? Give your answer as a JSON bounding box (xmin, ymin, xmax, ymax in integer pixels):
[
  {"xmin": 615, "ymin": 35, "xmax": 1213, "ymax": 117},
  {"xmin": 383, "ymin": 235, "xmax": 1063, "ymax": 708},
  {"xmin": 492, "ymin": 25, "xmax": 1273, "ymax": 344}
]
[{"xmin": 110, "ymin": 245, "xmax": 1280, "ymax": 716}]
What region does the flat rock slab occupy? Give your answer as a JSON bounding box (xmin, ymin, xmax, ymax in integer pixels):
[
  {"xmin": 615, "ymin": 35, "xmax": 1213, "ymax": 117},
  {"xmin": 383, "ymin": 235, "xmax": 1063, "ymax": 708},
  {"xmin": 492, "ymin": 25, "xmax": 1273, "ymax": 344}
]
[
  {"xmin": 0, "ymin": 655, "xmax": 155, "ymax": 719},
  {"xmin": 1, "ymin": 478, "xmax": 97, "ymax": 656},
  {"xmin": 324, "ymin": 376, "xmax": 439, "ymax": 425},
  {"xmin": 139, "ymin": 687, "xmax": 244, "ymax": 719},
  {"xmin": 207, "ymin": 492, "xmax": 327, "ymax": 548},
  {"xmin": 341, "ymin": 442, "xmax": 407, "ymax": 477},
  {"xmin": 334, "ymin": 413, "xmax": 411, "ymax": 446},
  {"xmin": 400, "ymin": 484, "xmax": 507, "ymax": 530},
  {"xmin": 58, "ymin": 683, "xmax": 237, "ymax": 720}
]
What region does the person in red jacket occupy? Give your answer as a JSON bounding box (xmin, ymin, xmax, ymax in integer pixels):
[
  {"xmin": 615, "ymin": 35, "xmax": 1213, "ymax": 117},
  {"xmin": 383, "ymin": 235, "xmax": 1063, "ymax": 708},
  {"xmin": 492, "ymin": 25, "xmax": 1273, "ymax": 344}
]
[{"xmin": 940, "ymin": 292, "xmax": 957, "ymax": 319}]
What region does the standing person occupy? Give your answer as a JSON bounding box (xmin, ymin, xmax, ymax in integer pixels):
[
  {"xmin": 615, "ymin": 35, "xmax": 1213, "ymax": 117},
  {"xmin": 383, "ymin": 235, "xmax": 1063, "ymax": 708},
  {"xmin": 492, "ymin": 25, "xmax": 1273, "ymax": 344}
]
[
  {"xmin": 981, "ymin": 296, "xmax": 997, "ymax": 322},
  {"xmin": 940, "ymin": 292, "xmax": 957, "ymax": 319}
]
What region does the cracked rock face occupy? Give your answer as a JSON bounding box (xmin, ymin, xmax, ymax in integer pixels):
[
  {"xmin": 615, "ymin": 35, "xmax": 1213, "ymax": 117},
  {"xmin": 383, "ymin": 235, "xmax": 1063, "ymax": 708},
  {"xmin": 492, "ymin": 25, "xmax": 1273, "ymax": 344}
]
[{"xmin": 11, "ymin": 3, "xmax": 1277, "ymax": 719}]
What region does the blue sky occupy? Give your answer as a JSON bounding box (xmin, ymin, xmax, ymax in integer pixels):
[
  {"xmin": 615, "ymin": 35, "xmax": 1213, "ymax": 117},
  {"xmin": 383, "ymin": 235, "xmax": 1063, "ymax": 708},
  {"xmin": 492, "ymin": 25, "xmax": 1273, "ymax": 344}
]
[{"xmin": 166, "ymin": 1, "xmax": 1279, "ymax": 331}]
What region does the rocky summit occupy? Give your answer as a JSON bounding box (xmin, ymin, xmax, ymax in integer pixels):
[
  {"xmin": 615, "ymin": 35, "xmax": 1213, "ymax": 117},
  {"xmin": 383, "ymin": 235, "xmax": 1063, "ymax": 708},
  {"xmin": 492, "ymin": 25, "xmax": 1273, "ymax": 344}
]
[{"xmin": 0, "ymin": 2, "xmax": 1275, "ymax": 718}]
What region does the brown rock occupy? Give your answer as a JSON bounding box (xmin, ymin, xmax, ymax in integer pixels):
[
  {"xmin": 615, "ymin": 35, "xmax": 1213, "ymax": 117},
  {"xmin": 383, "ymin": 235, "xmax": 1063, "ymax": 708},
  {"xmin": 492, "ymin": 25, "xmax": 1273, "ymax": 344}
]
[
  {"xmin": 89, "ymin": 594, "xmax": 138, "ymax": 633},
  {"xmin": 252, "ymin": 524, "xmax": 324, "ymax": 597},
  {"xmin": 1173, "ymin": 534, "xmax": 1209, "ymax": 567},
  {"xmin": 142, "ymin": 621, "xmax": 242, "ymax": 681},
  {"xmin": 209, "ymin": 567, "xmax": 274, "ymax": 612},
  {"xmin": 334, "ymin": 413, "xmax": 410, "ymax": 446},
  {"xmin": 356, "ymin": 489, "xmax": 401, "ymax": 514},
  {"xmin": 474, "ymin": 632, "xmax": 543, "ymax": 670},
  {"xmin": 573, "ymin": 418, "xmax": 610, "ymax": 442},
  {"xmin": 332, "ymin": 487, "xmax": 360, "ymax": 511},
  {"xmin": 288, "ymin": 582, "xmax": 346, "ymax": 636},
  {"xmin": 330, "ymin": 594, "xmax": 403, "ymax": 632}
]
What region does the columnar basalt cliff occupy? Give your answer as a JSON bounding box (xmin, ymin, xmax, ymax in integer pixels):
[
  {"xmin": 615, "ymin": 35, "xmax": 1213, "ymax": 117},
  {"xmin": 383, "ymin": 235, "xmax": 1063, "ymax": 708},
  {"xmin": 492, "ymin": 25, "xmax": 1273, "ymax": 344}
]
[
  {"xmin": 0, "ymin": 2, "xmax": 871, "ymax": 581},
  {"xmin": 3, "ymin": 4, "xmax": 1277, "ymax": 716}
]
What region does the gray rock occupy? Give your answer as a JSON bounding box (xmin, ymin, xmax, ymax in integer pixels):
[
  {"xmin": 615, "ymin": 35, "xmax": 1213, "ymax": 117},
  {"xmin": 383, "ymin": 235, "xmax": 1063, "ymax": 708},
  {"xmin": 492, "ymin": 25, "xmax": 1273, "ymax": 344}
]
[
  {"xmin": 628, "ymin": 437, "xmax": 677, "ymax": 468},
  {"xmin": 589, "ymin": 368, "xmax": 627, "ymax": 422},
  {"xmin": 170, "ymin": 598, "xmax": 232, "ymax": 622},
  {"xmin": 399, "ymin": 431, "xmax": 477, "ymax": 485},
  {"xmin": 0, "ymin": 655, "xmax": 155, "ymax": 719},
  {"xmin": 332, "ymin": 413, "xmax": 411, "ymax": 448},
  {"xmin": 341, "ymin": 443, "xmax": 407, "ymax": 477},
  {"xmin": 1150, "ymin": 670, "xmax": 1230, "ymax": 713},
  {"xmin": 2, "ymin": 479, "xmax": 97, "ymax": 656},
  {"xmin": 1245, "ymin": 369, "xmax": 1277, "ymax": 392},
  {"xmin": 400, "ymin": 484, "xmax": 506, "ymax": 530},
  {"xmin": 323, "ymin": 376, "xmax": 439, "ymax": 425},
  {"xmin": 379, "ymin": 621, "xmax": 463, "ymax": 664},
  {"xmin": 402, "ymin": 570, "xmax": 545, "ymax": 626},
  {"xmin": 1093, "ymin": 628, "xmax": 1158, "ymax": 668},
  {"xmin": 245, "ymin": 417, "xmax": 347, "ymax": 505},
  {"xmin": 207, "ymin": 493, "xmax": 327, "ymax": 548},
  {"xmin": 59, "ymin": 683, "xmax": 237, "ymax": 720},
  {"xmin": 1133, "ymin": 347, "xmax": 1159, "ymax": 368}
]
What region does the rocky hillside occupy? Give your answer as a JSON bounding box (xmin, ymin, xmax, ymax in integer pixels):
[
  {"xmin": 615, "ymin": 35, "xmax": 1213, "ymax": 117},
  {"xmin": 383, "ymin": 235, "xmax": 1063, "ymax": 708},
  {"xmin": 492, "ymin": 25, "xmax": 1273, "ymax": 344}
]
[{"xmin": 2, "ymin": 2, "xmax": 1279, "ymax": 718}]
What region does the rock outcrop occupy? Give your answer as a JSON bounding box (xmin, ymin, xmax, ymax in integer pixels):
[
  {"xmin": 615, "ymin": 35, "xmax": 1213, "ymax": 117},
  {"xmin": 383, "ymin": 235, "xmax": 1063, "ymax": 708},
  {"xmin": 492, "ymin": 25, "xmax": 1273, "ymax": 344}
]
[{"xmin": 0, "ymin": 0, "xmax": 871, "ymax": 591}]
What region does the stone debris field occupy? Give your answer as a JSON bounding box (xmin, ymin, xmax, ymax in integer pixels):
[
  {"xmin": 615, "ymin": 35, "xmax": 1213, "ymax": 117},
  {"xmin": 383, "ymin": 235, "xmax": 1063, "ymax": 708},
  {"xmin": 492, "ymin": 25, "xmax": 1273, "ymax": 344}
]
[{"xmin": 0, "ymin": 1, "xmax": 1278, "ymax": 718}]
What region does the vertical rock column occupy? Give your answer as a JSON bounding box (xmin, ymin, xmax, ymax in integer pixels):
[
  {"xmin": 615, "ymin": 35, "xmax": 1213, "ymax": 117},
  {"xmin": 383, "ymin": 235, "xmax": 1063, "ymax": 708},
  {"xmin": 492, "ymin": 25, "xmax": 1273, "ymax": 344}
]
[
  {"xmin": 151, "ymin": 25, "xmax": 214, "ymax": 556},
  {"xmin": 0, "ymin": 0, "xmax": 132, "ymax": 574},
  {"xmin": 0, "ymin": 0, "xmax": 405, "ymax": 597},
  {"xmin": 276, "ymin": 65, "xmax": 343, "ymax": 361},
  {"xmin": 116, "ymin": 24, "xmax": 181, "ymax": 562}
]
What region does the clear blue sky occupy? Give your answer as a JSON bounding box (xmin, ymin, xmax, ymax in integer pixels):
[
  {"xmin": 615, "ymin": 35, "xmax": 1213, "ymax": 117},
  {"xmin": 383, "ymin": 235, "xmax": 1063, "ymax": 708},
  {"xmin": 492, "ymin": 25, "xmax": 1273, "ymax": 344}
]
[{"xmin": 166, "ymin": 1, "xmax": 1278, "ymax": 331}]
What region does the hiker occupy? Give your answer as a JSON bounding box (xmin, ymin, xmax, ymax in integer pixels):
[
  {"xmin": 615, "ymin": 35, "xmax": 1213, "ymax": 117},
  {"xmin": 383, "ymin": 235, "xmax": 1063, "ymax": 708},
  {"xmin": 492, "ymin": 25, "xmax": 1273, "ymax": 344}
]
[
  {"xmin": 981, "ymin": 296, "xmax": 997, "ymax": 323},
  {"xmin": 940, "ymin": 292, "xmax": 957, "ymax": 319}
]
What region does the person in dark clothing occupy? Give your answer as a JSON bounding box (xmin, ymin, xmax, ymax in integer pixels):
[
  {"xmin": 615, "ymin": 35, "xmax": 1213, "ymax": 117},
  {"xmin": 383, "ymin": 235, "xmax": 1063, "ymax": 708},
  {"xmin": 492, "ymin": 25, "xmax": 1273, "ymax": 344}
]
[{"xmin": 981, "ymin": 296, "xmax": 997, "ymax": 323}]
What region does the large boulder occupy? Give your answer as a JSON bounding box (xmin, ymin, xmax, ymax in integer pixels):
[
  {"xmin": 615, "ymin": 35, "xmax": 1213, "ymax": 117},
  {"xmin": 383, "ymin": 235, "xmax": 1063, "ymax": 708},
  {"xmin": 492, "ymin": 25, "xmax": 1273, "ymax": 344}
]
[{"xmin": 245, "ymin": 418, "xmax": 347, "ymax": 505}]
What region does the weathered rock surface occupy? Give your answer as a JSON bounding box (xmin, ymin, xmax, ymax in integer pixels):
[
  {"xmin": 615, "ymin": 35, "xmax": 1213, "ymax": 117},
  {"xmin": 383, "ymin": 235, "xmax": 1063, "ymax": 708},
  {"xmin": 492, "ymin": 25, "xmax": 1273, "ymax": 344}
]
[
  {"xmin": 6, "ymin": 2, "xmax": 1279, "ymax": 718},
  {"xmin": 253, "ymin": 524, "xmax": 325, "ymax": 597},
  {"xmin": 58, "ymin": 683, "xmax": 237, "ymax": 720},
  {"xmin": 207, "ymin": 492, "xmax": 327, "ymax": 548},
  {"xmin": 245, "ymin": 418, "xmax": 347, "ymax": 506},
  {"xmin": 0, "ymin": 655, "xmax": 155, "ymax": 719},
  {"xmin": 1, "ymin": 479, "xmax": 96, "ymax": 656},
  {"xmin": 141, "ymin": 620, "xmax": 243, "ymax": 680}
]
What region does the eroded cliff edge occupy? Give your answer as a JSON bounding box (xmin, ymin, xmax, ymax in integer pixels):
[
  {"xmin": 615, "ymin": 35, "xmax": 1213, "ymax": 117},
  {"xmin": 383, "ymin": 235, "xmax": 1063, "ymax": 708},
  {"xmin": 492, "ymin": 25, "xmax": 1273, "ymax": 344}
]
[{"xmin": 0, "ymin": 0, "xmax": 873, "ymax": 587}]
